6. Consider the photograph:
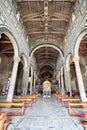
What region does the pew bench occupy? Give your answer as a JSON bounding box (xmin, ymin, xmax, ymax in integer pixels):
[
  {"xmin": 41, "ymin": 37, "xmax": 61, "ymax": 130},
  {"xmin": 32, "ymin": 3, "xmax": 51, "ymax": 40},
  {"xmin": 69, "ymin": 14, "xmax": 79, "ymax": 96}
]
[
  {"xmin": 68, "ymin": 102, "xmax": 87, "ymax": 117},
  {"xmin": 61, "ymin": 97, "xmax": 81, "ymax": 107},
  {"xmin": 57, "ymin": 95, "xmax": 68, "ymax": 101},
  {"xmin": 0, "ymin": 102, "xmax": 25, "ymax": 117},
  {"xmin": 54, "ymin": 94, "xmax": 68, "ymax": 101},
  {"xmin": 12, "ymin": 98, "xmax": 33, "ymax": 107},
  {"xmin": 80, "ymin": 112, "xmax": 87, "ymax": 130},
  {"xmin": 0, "ymin": 112, "xmax": 11, "ymax": 130},
  {"xmin": 20, "ymin": 94, "xmax": 39, "ymax": 103},
  {"xmin": 4, "ymin": 120, "xmax": 11, "ymax": 130}
]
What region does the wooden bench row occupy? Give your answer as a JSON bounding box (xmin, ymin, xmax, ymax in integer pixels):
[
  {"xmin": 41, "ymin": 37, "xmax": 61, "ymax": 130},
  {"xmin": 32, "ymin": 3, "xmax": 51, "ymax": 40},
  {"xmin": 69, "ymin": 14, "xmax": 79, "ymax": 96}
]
[
  {"xmin": 0, "ymin": 112, "xmax": 11, "ymax": 130},
  {"xmin": 0, "ymin": 94, "xmax": 40, "ymax": 130},
  {"xmin": 54, "ymin": 93, "xmax": 87, "ymax": 130}
]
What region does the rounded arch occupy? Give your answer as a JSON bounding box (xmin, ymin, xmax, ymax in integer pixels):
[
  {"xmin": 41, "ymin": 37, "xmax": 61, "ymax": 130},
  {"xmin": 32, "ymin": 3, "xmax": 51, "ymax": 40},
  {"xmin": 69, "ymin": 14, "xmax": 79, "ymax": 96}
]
[
  {"xmin": 65, "ymin": 53, "xmax": 72, "ymax": 70},
  {"xmin": 0, "ymin": 25, "xmax": 19, "ymax": 57},
  {"xmin": 39, "ymin": 63, "xmax": 55, "ymax": 71},
  {"xmin": 74, "ymin": 26, "xmax": 87, "ymax": 58},
  {"xmin": 29, "ymin": 43, "xmax": 64, "ymax": 60},
  {"xmin": 20, "ymin": 53, "xmax": 28, "ymax": 68}
]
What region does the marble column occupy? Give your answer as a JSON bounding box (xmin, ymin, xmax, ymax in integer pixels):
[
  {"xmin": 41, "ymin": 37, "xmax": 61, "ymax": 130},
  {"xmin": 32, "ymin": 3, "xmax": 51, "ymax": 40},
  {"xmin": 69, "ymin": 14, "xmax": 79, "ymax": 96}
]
[
  {"xmin": 66, "ymin": 67, "xmax": 72, "ymax": 96},
  {"xmin": 6, "ymin": 56, "xmax": 20, "ymax": 102},
  {"xmin": 73, "ymin": 57, "xmax": 87, "ymax": 102},
  {"xmin": 22, "ymin": 67, "xmax": 29, "ymax": 96},
  {"xmin": 61, "ymin": 67, "xmax": 65, "ymax": 95},
  {"xmin": 30, "ymin": 66, "xmax": 33, "ymax": 94}
]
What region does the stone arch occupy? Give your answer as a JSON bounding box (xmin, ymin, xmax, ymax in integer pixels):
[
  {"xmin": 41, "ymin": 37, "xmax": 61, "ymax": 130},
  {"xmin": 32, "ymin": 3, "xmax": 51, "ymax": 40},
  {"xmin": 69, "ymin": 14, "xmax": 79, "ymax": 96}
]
[
  {"xmin": 65, "ymin": 53, "xmax": 72, "ymax": 70},
  {"xmin": 74, "ymin": 26, "xmax": 87, "ymax": 58},
  {"xmin": 20, "ymin": 53, "xmax": 28, "ymax": 69},
  {"xmin": 29, "ymin": 43, "xmax": 64, "ymax": 60},
  {"xmin": 0, "ymin": 25, "xmax": 19, "ymax": 57}
]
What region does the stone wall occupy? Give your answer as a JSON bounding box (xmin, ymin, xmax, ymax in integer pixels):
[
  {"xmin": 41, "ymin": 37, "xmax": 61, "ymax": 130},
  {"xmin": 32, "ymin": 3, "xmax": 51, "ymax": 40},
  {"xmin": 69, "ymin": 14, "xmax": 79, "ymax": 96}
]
[
  {"xmin": 80, "ymin": 56, "xmax": 87, "ymax": 90},
  {"xmin": 0, "ymin": 0, "xmax": 29, "ymax": 60},
  {"xmin": 0, "ymin": 54, "xmax": 13, "ymax": 95},
  {"xmin": 63, "ymin": 0, "xmax": 87, "ymax": 58}
]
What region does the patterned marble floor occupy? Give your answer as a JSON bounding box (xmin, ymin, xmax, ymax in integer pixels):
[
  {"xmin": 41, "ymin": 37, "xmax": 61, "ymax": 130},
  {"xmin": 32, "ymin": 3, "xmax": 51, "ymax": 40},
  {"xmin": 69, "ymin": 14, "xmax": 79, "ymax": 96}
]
[{"xmin": 7, "ymin": 96, "xmax": 84, "ymax": 130}]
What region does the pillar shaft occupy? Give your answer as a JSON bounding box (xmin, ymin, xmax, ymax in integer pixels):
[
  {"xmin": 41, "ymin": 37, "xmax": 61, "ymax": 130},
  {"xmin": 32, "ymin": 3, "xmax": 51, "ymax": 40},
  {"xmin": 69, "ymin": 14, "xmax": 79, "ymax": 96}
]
[
  {"xmin": 30, "ymin": 67, "xmax": 33, "ymax": 94},
  {"xmin": 22, "ymin": 67, "xmax": 29, "ymax": 96},
  {"xmin": 61, "ymin": 67, "xmax": 65, "ymax": 95},
  {"xmin": 33, "ymin": 71, "xmax": 36, "ymax": 93},
  {"xmin": 6, "ymin": 57, "xmax": 20, "ymax": 102},
  {"xmin": 74, "ymin": 58, "xmax": 87, "ymax": 102},
  {"xmin": 66, "ymin": 69, "xmax": 72, "ymax": 96},
  {"xmin": 58, "ymin": 72, "xmax": 61, "ymax": 93}
]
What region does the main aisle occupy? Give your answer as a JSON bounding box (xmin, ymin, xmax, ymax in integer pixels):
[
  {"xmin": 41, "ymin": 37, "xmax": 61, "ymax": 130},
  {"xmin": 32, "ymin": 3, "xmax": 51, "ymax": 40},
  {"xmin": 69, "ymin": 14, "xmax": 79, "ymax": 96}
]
[{"xmin": 9, "ymin": 96, "xmax": 83, "ymax": 130}]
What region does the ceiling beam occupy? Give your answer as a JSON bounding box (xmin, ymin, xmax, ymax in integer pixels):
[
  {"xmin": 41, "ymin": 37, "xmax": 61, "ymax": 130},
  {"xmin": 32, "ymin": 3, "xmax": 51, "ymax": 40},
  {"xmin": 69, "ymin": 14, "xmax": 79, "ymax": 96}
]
[
  {"xmin": 22, "ymin": 12, "xmax": 43, "ymax": 21},
  {"xmin": 16, "ymin": 0, "xmax": 75, "ymax": 2},
  {"xmin": 35, "ymin": 53, "xmax": 58, "ymax": 57},
  {"xmin": 2, "ymin": 51, "xmax": 14, "ymax": 54},
  {"xmin": 22, "ymin": 12, "xmax": 69, "ymax": 23},
  {"xmin": 28, "ymin": 31, "xmax": 65, "ymax": 35},
  {"xmin": 0, "ymin": 41, "xmax": 12, "ymax": 44},
  {"xmin": 23, "ymin": 17, "xmax": 69, "ymax": 23},
  {"xmin": 31, "ymin": 34, "xmax": 62, "ymax": 41},
  {"xmin": 28, "ymin": 24, "xmax": 66, "ymax": 33},
  {"xmin": 49, "ymin": 12, "xmax": 70, "ymax": 19}
]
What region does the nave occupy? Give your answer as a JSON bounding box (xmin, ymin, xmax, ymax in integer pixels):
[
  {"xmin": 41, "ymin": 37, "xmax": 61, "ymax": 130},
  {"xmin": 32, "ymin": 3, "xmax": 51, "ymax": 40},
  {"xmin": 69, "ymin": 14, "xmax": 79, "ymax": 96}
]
[{"xmin": 8, "ymin": 96, "xmax": 83, "ymax": 130}]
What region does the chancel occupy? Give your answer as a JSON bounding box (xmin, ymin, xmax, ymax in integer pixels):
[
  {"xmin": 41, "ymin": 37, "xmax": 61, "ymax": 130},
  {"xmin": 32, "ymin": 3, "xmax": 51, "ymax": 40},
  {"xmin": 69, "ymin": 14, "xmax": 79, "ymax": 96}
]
[{"xmin": 0, "ymin": 0, "xmax": 87, "ymax": 130}]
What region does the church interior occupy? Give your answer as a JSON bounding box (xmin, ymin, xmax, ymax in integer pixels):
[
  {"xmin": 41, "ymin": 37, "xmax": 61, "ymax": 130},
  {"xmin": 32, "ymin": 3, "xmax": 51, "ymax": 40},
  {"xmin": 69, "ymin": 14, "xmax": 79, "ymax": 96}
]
[{"xmin": 0, "ymin": 0, "xmax": 87, "ymax": 129}]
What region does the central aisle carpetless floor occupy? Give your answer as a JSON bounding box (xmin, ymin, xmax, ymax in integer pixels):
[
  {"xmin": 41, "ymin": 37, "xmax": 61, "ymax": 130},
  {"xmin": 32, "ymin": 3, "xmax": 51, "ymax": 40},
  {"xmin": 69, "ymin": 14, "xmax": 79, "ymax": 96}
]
[{"xmin": 9, "ymin": 96, "xmax": 84, "ymax": 130}]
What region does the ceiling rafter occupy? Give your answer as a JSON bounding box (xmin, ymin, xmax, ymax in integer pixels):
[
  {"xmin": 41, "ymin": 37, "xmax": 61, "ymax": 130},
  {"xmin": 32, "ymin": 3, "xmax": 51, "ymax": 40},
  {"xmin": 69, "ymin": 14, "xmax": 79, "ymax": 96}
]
[
  {"xmin": 49, "ymin": 12, "xmax": 70, "ymax": 19},
  {"xmin": 28, "ymin": 31, "xmax": 65, "ymax": 35},
  {"xmin": 22, "ymin": 12, "xmax": 43, "ymax": 21},
  {"xmin": 22, "ymin": 12, "xmax": 70, "ymax": 23},
  {"xmin": 28, "ymin": 24, "xmax": 66, "ymax": 33},
  {"xmin": 0, "ymin": 41, "xmax": 12, "ymax": 44},
  {"xmin": 36, "ymin": 52, "xmax": 58, "ymax": 57},
  {"xmin": 1, "ymin": 47, "xmax": 13, "ymax": 53},
  {"xmin": 31, "ymin": 34, "xmax": 62, "ymax": 41},
  {"xmin": 16, "ymin": 0, "xmax": 75, "ymax": 2}
]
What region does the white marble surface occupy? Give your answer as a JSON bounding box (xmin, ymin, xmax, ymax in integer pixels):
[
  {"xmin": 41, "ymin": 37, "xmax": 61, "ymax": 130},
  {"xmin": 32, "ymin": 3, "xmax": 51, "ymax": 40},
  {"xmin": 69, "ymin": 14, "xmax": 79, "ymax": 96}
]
[{"xmin": 7, "ymin": 96, "xmax": 84, "ymax": 130}]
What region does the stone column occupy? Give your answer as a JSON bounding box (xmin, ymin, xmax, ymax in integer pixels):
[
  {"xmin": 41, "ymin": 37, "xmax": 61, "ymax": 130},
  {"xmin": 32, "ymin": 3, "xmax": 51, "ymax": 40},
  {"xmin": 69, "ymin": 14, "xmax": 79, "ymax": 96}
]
[
  {"xmin": 61, "ymin": 67, "xmax": 65, "ymax": 95},
  {"xmin": 33, "ymin": 71, "xmax": 36, "ymax": 93},
  {"xmin": 58, "ymin": 72, "xmax": 61, "ymax": 93},
  {"xmin": 66, "ymin": 67, "xmax": 72, "ymax": 96},
  {"xmin": 6, "ymin": 56, "xmax": 20, "ymax": 102},
  {"xmin": 73, "ymin": 57, "xmax": 87, "ymax": 102},
  {"xmin": 22, "ymin": 67, "xmax": 29, "ymax": 96},
  {"xmin": 30, "ymin": 66, "xmax": 33, "ymax": 94}
]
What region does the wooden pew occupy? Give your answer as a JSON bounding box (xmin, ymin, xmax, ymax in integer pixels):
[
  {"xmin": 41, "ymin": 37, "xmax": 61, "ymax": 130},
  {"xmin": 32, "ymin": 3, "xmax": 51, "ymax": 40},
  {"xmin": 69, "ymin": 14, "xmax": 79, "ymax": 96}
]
[
  {"xmin": 0, "ymin": 112, "xmax": 11, "ymax": 130},
  {"xmin": 80, "ymin": 112, "xmax": 87, "ymax": 130},
  {"xmin": 68, "ymin": 102, "xmax": 87, "ymax": 117},
  {"xmin": 61, "ymin": 97, "xmax": 81, "ymax": 107},
  {"xmin": 0, "ymin": 102, "xmax": 25, "ymax": 117},
  {"xmin": 4, "ymin": 120, "xmax": 11, "ymax": 130},
  {"xmin": 20, "ymin": 94, "xmax": 39, "ymax": 103},
  {"xmin": 12, "ymin": 98, "xmax": 33, "ymax": 107},
  {"xmin": 54, "ymin": 93, "xmax": 68, "ymax": 101}
]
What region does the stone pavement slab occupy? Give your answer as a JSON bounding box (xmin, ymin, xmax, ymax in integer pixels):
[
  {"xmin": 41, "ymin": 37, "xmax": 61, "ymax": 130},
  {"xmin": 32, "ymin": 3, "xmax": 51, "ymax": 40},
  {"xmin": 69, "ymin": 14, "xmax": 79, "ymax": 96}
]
[{"xmin": 7, "ymin": 96, "xmax": 84, "ymax": 130}]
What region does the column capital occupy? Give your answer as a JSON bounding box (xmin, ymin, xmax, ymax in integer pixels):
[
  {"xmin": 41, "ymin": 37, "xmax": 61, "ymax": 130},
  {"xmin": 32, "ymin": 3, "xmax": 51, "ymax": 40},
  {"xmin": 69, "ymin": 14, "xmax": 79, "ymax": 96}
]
[
  {"xmin": 14, "ymin": 56, "xmax": 20, "ymax": 62},
  {"xmin": 66, "ymin": 67, "xmax": 70, "ymax": 72},
  {"xmin": 23, "ymin": 66, "xmax": 28, "ymax": 71},
  {"xmin": 29, "ymin": 57, "xmax": 31, "ymax": 62},
  {"xmin": 73, "ymin": 57, "xmax": 79, "ymax": 62}
]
